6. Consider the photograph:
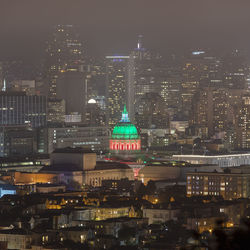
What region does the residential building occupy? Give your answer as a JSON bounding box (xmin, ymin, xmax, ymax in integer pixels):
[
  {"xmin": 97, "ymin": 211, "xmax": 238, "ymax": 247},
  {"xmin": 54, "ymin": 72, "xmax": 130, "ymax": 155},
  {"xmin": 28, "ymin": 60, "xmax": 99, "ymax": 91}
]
[{"xmin": 186, "ymin": 169, "xmax": 250, "ymax": 200}]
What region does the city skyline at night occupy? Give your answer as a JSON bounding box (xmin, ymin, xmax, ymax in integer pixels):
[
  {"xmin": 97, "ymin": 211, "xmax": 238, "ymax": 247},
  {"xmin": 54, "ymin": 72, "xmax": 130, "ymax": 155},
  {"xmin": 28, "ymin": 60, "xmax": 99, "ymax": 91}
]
[{"xmin": 1, "ymin": 1, "xmax": 250, "ymax": 249}]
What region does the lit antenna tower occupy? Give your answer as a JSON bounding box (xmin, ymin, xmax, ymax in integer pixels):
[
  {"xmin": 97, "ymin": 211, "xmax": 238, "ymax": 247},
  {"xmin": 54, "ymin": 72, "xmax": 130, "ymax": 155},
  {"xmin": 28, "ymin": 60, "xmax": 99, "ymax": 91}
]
[
  {"xmin": 2, "ymin": 79, "xmax": 6, "ymax": 92},
  {"xmin": 137, "ymin": 35, "xmax": 143, "ymax": 50}
]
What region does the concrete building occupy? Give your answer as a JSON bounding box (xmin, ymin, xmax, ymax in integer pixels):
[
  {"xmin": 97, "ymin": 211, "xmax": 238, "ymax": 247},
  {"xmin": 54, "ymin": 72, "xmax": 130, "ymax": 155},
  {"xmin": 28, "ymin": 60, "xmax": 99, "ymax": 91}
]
[
  {"xmin": 138, "ymin": 161, "xmax": 221, "ymax": 184},
  {"xmin": 0, "ymin": 126, "xmax": 37, "ymax": 157},
  {"xmin": 42, "ymin": 148, "xmax": 134, "ymax": 187},
  {"xmin": 84, "ymin": 162, "xmax": 134, "ymax": 187},
  {"xmin": 47, "ymin": 126, "xmax": 109, "ymax": 153},
  {"xmin": 0, "ymin": 229, "xmax": 32, "ymax": 249},
  {"xmin": 143, "ymin": 207, "xmax": 180, "ymax": 225},
  {"xmin": 50, "ymin": 148, "xmax": 96, "ymax": 171}
]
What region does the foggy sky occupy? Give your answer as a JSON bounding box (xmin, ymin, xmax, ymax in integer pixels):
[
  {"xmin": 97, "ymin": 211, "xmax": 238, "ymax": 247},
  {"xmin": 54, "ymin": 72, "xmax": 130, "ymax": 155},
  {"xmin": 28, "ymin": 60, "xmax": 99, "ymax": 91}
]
[{"xmin": 1, "ymin": 0, "xmax": 250, "ymax": 59}]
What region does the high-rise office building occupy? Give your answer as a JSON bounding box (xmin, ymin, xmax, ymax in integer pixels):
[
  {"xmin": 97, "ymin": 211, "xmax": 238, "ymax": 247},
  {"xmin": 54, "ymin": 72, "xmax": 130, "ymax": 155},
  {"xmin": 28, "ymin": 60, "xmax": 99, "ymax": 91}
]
[
  {"xmin": 47, "ymin": 98, "xmax": 65, "ymax": 125},
  {"xmin": 191, "ymin": 87, "xmax": 246, "ymax": 141},
  {"xmin": 45, "ymin": 24, "xmax": 84, "ymax": 98},
  {"xmin": 221, "ymin": 51, "xmax": 247, "ymax": 89},
  {"xmin": 0, "ymin": 92, "xmax": 47, "ymax": 128},
  {"xmin": 85, "ymin": 99, "xmax": 106, "ymax": 126},
  {"xmin": 237, "ymin": 95, "xmax": 250, "ymax": 149},
  {"xmin": 160, "ymin": 66, "xmax": 182, "ymax": 116},
  {"xmin": 129, "ymin": 36, "xmax": 163, "ymax": 121},
  {"xmin": 56, "ymin": 71, "xmax": 86, "ymax": 117},
  {"xmin": 106, "ymin": 55, "xmax": 130, "ymax": 127},
  {"xmin": 182, "ymin": 50, "xmax": 222, "ymax": 116},
  {"xmin": 135, "ymin": 92, "xmax": 169, "ymax": 129}
]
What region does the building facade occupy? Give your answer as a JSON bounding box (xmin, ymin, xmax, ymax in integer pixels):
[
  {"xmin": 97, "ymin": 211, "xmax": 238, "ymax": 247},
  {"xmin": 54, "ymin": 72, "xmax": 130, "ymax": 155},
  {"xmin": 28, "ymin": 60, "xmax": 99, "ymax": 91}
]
[
  {"xmin": 0, "ymin": 92, "xmax": 47, "ymax": 128},
  {"xmin": 106, "ymin": 55, "xmax": 130, "ymax": 127},
  {"xmin": 186, "ymin": 170, "xmax": 250, "ymax": 200},
  {"xmin": 48, "ymin": 126, "xmax": 109, "ymax": 153}
]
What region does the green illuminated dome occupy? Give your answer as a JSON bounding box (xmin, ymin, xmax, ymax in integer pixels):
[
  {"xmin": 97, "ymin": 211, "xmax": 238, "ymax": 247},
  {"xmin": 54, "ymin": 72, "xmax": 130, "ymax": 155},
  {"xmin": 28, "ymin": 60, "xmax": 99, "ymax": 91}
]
[{"xmin": 112, "ymin": 105, "xmax": 139, "ymax": 140}]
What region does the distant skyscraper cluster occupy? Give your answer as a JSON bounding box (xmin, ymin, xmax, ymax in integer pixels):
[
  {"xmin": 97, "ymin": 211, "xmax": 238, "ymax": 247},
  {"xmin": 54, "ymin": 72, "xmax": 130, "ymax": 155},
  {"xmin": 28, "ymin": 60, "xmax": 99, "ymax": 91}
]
[{"xmin": 0, "ymin": 24, "xmax": 250, "ymax": 157}]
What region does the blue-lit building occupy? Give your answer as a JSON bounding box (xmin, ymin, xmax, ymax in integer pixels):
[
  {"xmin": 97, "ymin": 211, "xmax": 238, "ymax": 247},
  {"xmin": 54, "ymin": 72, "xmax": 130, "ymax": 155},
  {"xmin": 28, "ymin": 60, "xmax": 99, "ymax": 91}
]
[{"xmin": 0, "ymin": 183, "xmax": 16, "ymax": 198}]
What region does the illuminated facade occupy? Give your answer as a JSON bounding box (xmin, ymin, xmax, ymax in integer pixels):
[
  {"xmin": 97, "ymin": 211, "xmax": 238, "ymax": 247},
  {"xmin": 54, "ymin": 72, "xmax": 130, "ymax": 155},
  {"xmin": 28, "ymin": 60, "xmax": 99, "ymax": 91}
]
[
  {"xmin": 186, "ymin": 170, "xmax": 250, "ymax": 200},
  {"xmin": 106, "ymin": 55, "xmax": 130, "ymax": 127},
  {"xmin": 109, "ymin": 106, "xmax": 141, "ymax": 153}
]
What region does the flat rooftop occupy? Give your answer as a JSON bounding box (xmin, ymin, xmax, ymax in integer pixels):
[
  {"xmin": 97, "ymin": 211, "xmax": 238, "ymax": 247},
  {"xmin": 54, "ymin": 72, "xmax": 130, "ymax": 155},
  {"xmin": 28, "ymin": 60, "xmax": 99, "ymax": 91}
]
[{"xmin": 52, "ymin": 147, "xmax": 94, "ymax": 154}]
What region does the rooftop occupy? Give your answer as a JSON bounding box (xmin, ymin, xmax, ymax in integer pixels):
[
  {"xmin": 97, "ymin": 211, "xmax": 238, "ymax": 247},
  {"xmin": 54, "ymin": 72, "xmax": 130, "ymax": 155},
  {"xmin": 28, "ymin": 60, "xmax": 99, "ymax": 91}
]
[
  {"xmin": 94, "ymin": 161, "xmax": 131, "ymax": 170},
  {"xmin": 52, "ymin": 147, "xmax": 94, "ymax": 154},
  {"xmin": 40, "ymin": 164, "xmax": 82, "ymax": 172}
]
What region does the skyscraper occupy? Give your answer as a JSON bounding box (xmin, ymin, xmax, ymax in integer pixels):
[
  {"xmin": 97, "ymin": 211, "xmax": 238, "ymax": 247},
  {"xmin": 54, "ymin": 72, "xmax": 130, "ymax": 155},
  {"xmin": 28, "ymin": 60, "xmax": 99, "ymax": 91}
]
[
  {"xmin": 237, "ymin": 95, "xmax": 250, "ymax": 148},
  {"xmin": 135, "ymin": 92, "xmax": 169, "ymax": 129},
  {"xmin": 56, "ymin": 70, "xmax": 86, "ymax": 118},
  {"xmin": 129, "ymin": 36, "xmax": 163, "ymax": 121},
  {"xmin": 45, "ymin": 24, "xmax": 84, "ymax": 98},
  {"xmin": 106, "ymin": 55, "xmax": 130, "ymax": 127}
]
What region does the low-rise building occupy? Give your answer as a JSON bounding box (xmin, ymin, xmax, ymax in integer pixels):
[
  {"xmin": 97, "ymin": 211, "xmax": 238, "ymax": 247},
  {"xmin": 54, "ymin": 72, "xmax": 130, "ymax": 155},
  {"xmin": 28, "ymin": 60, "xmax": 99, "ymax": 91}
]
[
  {"xmin": 143, "ymin": 206, "xmax": 180, "ymax": 224},
  {"xmin": 173, "ymin": 154, "xmax": 250, "ymax": 168},
  {"xmin": 186, "ymin": 169, "xmax": 250, "ymax": 200},
  {"xmin": 0, "ymin": 184, "xmax": 16, "ymax": 198},
  {"xmin": 84, "ymin": 162, "xmax": 134, "ymax": 187},
  {"xmin": 48, "ymin": 126, "xmax": 109, "ymax": 153},
  {"xmin": 0, "ymin": 229, "xmax": 32, "ymax": 249},
  {"xmin": 138, "ymin": 161, "xmax": 220, "ymax": 184}
]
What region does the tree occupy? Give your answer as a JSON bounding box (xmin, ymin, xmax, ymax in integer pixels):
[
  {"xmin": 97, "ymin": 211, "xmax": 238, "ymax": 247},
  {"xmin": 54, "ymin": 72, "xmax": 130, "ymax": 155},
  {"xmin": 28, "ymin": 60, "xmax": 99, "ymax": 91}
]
[
  {"xmin": 146, "ymin": 180, "xmax": 156, "ymax": 195},
  {"xmin": 118, "ymin": 226, "xmax": 136, "ymax": 246}
]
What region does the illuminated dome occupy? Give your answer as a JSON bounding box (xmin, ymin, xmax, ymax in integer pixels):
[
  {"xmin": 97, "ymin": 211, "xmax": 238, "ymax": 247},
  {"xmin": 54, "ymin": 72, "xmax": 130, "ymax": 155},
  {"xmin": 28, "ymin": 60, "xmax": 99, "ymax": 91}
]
[
  {"xmin": 110, "ymin": 105, "xmax": 141, "ymax": 152},
  {"xmin": 88, "ymin": 99, "xmax": 96, "ymax": 104},
  {"xmin": 112, "ymin": 106, "xmax": 139, "ymax": 139}
]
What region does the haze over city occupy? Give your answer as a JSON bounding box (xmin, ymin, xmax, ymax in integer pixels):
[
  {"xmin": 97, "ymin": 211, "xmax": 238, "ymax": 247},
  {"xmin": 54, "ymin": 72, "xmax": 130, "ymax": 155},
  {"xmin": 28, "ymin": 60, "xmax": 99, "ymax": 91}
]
[
  {"xmin": 1, "ymin": 0, "xmax": 250, "ymax": 59},
  {"xmin": 1, "ymin": 1, "xmax": 250, "ymax": 249}
]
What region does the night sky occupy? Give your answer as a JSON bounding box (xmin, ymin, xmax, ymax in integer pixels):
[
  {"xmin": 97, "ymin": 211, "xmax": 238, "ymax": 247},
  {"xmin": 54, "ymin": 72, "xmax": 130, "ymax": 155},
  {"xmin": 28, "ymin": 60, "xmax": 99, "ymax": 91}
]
[{"xmin": 1, "ymin": 0, "xmax": 250, "ymax": 59}]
